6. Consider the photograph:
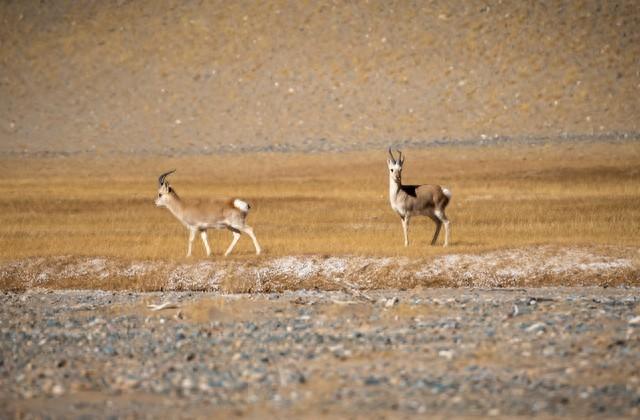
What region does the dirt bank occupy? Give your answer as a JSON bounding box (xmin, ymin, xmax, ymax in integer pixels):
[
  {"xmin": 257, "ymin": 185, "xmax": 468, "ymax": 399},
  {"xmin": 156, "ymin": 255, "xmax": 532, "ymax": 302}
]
[{"xmin": 2, "ymin": 246, "xmax": 638, "ymax": 292}]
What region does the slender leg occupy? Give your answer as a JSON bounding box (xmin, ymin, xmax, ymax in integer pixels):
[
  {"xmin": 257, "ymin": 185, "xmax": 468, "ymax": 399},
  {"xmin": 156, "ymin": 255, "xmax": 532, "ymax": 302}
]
[
  {"xmin": 443, "ymin": 219, "xmax": 451, "ymax": 247},
  {"xmin": 401, "ymin": 216, "xmax": 410, "ymax": 247},
  {"xmin": 433, "ymin": 209, "xmax": 450, "ymax": 247},
  {"xmin": 200, "ymin": 230, "xmax": 211, "ymax": 256},
  {"xmin": 430, "ymin": 221, "xmax": 442, "ymax": 245},
  {"xmin": 187, "ymin": 229, "xmax": 196, "ymax": 257},
  {"xmin": 224, "ymin": 232, "xmax": 241, "ymax": 257},
  {"xmin": 241, "ymin": 225, "xmax": 261, "ymax": 255}
]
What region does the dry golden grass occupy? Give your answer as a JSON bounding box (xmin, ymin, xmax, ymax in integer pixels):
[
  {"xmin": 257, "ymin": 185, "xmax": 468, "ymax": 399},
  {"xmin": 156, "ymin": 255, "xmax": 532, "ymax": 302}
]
[{"xmin": 1, "ymin": 142, "xmax": 639, "ymax": 262}]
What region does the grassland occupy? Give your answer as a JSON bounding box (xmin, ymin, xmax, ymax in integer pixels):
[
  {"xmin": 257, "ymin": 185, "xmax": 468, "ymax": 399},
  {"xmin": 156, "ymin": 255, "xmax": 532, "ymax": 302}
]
[{"xmin": 1, "ymin": 142, "xmax": 639, "ymax": 262}]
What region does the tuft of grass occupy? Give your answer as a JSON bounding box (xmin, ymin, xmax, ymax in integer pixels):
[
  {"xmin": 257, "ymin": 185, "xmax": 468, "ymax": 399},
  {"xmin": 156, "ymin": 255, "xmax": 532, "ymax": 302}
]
[{"xmin": 0, "ymin": 142, "xmax": 639, "ymax": 263}]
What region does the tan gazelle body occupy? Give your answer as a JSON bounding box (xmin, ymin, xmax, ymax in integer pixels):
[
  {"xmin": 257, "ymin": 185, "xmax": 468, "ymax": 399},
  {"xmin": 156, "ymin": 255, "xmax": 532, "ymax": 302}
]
[
  {"xmin": 155, "ymin": 170, "xmax": 261, "ymax": 257},
  {"xmin": 387, "ymin": 149, "xmax": 452, "ymax": 247}
]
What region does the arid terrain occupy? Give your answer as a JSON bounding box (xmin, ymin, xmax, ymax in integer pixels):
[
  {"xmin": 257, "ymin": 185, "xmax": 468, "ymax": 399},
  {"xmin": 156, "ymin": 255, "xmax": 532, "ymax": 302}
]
[
  {"xmin": 2, "ymin": 142, "xmax": 639, "ymax": 420},
  {"xmin": 1, "ymin": 288, "xmax": 640, "ymax": 418},
  {"xmin": 1, "ymin": 0, "xmax": 640, "ymax": 418},
  {"xmin": 1, "ymin": 143, "xmax": 639, "ymax": 293},
  {"xmin": 1, "ymin": 0, "xmax": 639, "ymax": 155}
]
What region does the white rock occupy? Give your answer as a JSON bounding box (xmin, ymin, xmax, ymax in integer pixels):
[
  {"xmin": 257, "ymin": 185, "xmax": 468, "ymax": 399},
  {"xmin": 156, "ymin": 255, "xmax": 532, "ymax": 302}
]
[
  {"xmin": 525, "ymin": 322, "xmax": 546, "ymax": 333},
  {"xmin": 385, "ymin": 297, "xmax": 399, "ymax": 307},
  {"xmin": 438, "ymin": 350, "xmax": 454, "ymax": 360},
  {"xmin": 51, "ymin": 384, "xmax": 65, "ymax": 397}
]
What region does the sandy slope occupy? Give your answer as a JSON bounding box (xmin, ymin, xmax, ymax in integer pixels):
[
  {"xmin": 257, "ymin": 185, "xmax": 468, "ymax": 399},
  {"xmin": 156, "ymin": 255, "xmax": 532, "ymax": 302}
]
[{"xmin": 1, "ymin": 0, "xmax": 639, "ymax": 155}]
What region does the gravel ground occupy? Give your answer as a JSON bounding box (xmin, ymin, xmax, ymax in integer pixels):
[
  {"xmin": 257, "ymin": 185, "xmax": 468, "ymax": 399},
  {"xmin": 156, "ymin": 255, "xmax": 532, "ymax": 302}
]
[{"xmin": 2, "ymin": 288, "xmax": 640, "ymax": 418}]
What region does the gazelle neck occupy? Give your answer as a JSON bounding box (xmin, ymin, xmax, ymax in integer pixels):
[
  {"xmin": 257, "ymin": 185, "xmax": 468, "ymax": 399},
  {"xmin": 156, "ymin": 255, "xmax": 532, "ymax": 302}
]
[
  {"xmin": 164, "ymin": 193, "xmax": 186, "ymax": 220},
  {"xmin": 389, "ymin": 174, "xmax": 402, "ymax": 199}
]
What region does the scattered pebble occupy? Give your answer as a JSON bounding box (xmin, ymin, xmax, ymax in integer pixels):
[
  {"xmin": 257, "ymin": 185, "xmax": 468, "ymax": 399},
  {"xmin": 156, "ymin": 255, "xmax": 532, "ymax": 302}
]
[{"xmin": 0, "ymin": 288, "xmax": 638, "ymax": 417}]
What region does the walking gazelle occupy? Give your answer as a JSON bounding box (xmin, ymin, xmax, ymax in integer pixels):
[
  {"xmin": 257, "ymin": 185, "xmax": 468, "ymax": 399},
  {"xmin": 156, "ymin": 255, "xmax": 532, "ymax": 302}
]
[
  {"xmin": 155, "ymin": 170, "xmax": 261, "ymax": 257},
  {"xmin": 387, "ymin": 149, "xmax": 452, "ymax": 247}
]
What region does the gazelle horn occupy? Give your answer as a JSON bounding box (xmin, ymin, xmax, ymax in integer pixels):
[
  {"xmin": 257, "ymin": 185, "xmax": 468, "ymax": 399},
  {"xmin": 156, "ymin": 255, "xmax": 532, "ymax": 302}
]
[{"xmin": 158, "ymin": 169, "xmax": 176, "ymax": 186}]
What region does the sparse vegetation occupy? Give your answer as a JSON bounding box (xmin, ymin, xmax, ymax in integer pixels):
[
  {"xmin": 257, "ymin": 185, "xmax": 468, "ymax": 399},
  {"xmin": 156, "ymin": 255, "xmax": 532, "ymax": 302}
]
[
  {"xmin": 0, "ymin": 142, "xmax": 639, "ymax": 290},
  {"xmin": 2, "ymin": 142, "xmax": 639, "ymax": 260},
  {"xmin": 2, "ymin": 1, "xmax": 639, "ymax": 418}
]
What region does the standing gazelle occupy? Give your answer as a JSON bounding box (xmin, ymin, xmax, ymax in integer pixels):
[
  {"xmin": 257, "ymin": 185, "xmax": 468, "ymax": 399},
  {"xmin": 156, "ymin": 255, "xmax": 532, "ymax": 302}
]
[
  {"xmin": 387, "ymin": 149, "xmax": 452, "ymax": 247},
  {"xmin": 155, "ymin": 170, "xmax": 261, "ymax": 257}
]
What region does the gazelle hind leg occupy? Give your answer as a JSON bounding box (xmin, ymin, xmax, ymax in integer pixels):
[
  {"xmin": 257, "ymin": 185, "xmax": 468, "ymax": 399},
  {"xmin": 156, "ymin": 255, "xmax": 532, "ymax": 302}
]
[
  {"xmin": 434, "ymin": 209, "xmax": 450, "ymax": 247},
  {"xmin": 241, "ymin": 225, "xmax": 261, "ymax": 255},
  {"xmin": 430, "ymin": 220, "xmax": 442, "ymax": 245},
  {"xmin": 443, "ymin": 219, "xmax": 451, "ymax": 247},
  {"xmin": 187, "ymin": 229, "xmax": 196, "ymax": 257},
  {"xmin": 224, "ymin": 231, "xmax": 241, "ymax": 257},
  {"xmin": 200, "ymin": 230, "xmax": 211, "ymax": 256}
]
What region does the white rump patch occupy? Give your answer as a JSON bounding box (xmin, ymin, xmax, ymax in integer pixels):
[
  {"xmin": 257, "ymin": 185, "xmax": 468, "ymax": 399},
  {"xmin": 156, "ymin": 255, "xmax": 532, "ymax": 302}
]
[
  {"xmin": 233, "ymin": 199, "xmax": 250, "ymax": 212},
  {"xmin": 442, "ymin": 187, "xmax": 452, "ymax": 199}
]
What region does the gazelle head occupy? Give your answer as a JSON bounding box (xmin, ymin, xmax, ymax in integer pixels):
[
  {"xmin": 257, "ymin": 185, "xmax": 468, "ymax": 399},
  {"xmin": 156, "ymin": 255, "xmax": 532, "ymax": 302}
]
[
  {"xmin": 155, "ymin": 169, "xmax": 176, "ymax": 207},
  {"xmin": 387, "ymin": 148, "xmax": 404, "ymax": 183}
]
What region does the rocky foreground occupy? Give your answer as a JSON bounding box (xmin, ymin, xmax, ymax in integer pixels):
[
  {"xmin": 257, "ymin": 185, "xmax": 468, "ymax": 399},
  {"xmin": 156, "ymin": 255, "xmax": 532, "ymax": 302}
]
[{"xmin": 1, "ymin": 288, "xmax": 639, "ymax": 418}]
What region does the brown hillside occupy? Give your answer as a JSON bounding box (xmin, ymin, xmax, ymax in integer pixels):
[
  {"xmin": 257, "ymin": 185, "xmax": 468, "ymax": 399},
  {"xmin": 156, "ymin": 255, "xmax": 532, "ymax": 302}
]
[{"xmin": 1, "ymin": 0, "xmax": 638, "ymax": 155}]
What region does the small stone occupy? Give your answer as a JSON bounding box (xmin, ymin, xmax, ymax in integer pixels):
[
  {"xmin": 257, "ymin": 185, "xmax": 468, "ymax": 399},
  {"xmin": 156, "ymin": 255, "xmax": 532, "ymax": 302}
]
[
  {"xmin": 542, "ymin": 346, "xmax": 555, "ymax": 356},
  {"xmin": 533, "ymin": 400, "xmax": 548, "ymax": 411},
  {"xmin": 525, "ymin": 322, "xmax": 546, "ymax": 333},
  {"xmin": 438, "ymin": 350, "xmax": 454, "ymax": 360},
  {"xmin": 181, "ymin": 377, "xmax": 194, "ymax": 390},
  {"xmin": 364, "ymin": 376, "xmax": 381, "ymax": 386},
  {"xmin": 51, "ymin": 384, "xmax": 65, "ymax": 397}
]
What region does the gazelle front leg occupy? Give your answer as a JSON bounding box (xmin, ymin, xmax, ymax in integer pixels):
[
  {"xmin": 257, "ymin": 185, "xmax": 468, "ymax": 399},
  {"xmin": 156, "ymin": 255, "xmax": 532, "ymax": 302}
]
[
  {"xmin": 401, "ymin": 215, "xmax": 410, "ymax": 247},
  {"xmin": 200, "ymin": 230, "xmax": 212, "ymax": 256},
  {"xmin": 187, "ymin": 228, "xmax": 196, "ymax": 257}
]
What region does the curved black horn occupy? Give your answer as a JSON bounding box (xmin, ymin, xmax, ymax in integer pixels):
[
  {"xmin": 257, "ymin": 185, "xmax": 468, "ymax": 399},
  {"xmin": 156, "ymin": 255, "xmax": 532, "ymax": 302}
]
[
  {"xmin": 388, "ymin": 148, "xmax": 396, "ymax": 163},
  {"xmin": 158, "ymin": 169, "xmax": 176, "ymax": 186},
  {"xmin": 396, "ymin": 149, "xmax": 403, "ymax": 163}
]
